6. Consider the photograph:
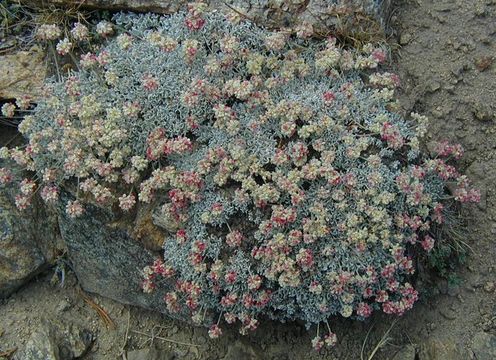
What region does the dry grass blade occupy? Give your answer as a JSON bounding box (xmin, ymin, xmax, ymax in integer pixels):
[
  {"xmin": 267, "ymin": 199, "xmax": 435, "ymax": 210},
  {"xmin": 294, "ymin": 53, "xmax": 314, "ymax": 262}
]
[
  {"xmin": 120, "ymin": 308, "xmax": 131, "ymax": 356},
  {"xmin": 0, "ymin": 347, "xmax": 17, "ymax": 358},
  {"xmin": 361, "ymin": 318, "xmax": 399, "ymax": 360},
  {"xmin": 131, "ymin": 329, "xmax": 200, "ymax": 347},
  {"xmin": 79, "ymin": 289, "xmax": 116, "ymax": 329}
]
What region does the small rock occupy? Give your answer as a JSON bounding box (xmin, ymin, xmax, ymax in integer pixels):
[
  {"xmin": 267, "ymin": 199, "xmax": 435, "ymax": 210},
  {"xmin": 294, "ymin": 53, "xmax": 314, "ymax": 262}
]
[
  {"xmin": 475, "ymin": 56, "xmax": 494, "ymax": 72},
  {"xmin": 427, "ymin": 80, "xmax": 441, "ymax": 93},
  {"xmin": 400, "ymin": 32, "xmax": 412, "ymax": 45},
  {"xmin": 18, "ymin": 320, "xmax": 93, "ymax": 360},
  {"xmin": 18, "ymin": 327, "xmax": 60, "ymax": 360},
  {"xmin": 223, "ymin": 340, "xmax": 260, "ymax": 360},
  {"xmin": 392, "ymin": 344, "xmax": 416, "ymax": 360},
  {"xmin": 447, "ymin": 284, "xmax": 461, "ymax": 297},
  {"xmin": 431, "ymin": 109, "xmax": 443, "ymax": 119},
  {"xmin": 58, "ymin": 323, "xmax": 93, "ymax": 358},
  {"xmin": 196, "ymin": 335, "xmax": 207, "ymax": 345},
  {"xmin": 444, "ymin": 84, "xmax": 456, "ymax": 93},
  {"xmin": 437, "ymin": 279, "xmax": 449, "ymax": 295},
  {"xmin": 484, "ymin": 281, "xmax": 495, "ymax": 293},
  {"xmin": 473, "ymin": 101, "xmax": 493, "ymax": 121},
  {"xmin": 474, "ymin": 4, "xmax": 487, "ymax": 17},
  {"xmin": 439, "ymin": 308, "xmax": 457, "ymax": 320},
  {"xmin": 471, "ymin": 332, "xmax": 496, "ymax": 360},
  {"xmin": 56, "ymin": 299, "xmax": 72, "ymax": 313}
]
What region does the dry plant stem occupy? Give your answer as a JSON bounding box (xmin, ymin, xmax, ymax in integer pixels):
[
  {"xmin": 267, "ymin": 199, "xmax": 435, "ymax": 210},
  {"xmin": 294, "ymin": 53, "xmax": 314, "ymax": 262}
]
[
  {"xmin": 120, "ymin": 308, "xmax": 131, "ymax": 356},
  {"xmin": 78, "ymin": 289, "xmax": 116, "ymax": 329},
  {"xmin": 49, "ymin": 43, "xmax": 61, "ymax": 81},
  {"xmin": 221, "ymin": 2, "xmax": 257, "ymax": 24},
  {"xmin": 363, "ymin": 318, "xmax": 399, "ymax": 360},
  {"xmin": 131, "ymin": 329, "xmax": 200, "ymax": 347}
]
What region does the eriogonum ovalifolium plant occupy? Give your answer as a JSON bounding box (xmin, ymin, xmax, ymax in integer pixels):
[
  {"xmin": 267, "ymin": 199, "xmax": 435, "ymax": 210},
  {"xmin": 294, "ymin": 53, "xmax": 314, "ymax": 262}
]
[{"xmin": 0, "ymin": 2, "xmax": 480, "ymax": 351}]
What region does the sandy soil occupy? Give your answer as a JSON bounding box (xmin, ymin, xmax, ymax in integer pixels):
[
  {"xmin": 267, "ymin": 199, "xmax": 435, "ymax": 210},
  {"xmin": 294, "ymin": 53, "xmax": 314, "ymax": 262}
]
[{"xmin": 1, "ymin": 0, "xmax": 495, "ymax": 359}]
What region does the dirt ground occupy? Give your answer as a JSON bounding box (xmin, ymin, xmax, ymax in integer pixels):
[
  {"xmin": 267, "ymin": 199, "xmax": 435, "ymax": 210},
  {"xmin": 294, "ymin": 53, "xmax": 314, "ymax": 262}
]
[{"xmin": 1, "ymin": 0, "xmax": 495, "ymax": 359}]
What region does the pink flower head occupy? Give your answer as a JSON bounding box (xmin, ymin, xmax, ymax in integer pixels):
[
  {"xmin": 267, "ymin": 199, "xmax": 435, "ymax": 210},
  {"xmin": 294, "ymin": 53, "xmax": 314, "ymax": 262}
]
[
  {"xmin": 80, "ymin": 52, "xmax": 98, "ymax": 68},
  {"xmin": 224, "ymin": 312, "xmax": 236, "ymax": 324},
  {"xmin": 421, "ymin": 235, "xmax": 435, "ymax": 252},
  {"xmin": 356, "ymin": 302, "xmax": 373, "ymax": 318},
  {"xmin": 323, "ymin": 91, "xmax": 336, "ymax": 104},
  {"xmin": 185, "ymin": 16, "xmax": 206, "ymax": 31},
  {"xmin": 324, "ymin": 332, "xmax": 337, "ymax": 347},
  {"xmin": 247, "ymin": 275, "xmax": 262, "ymax": 290},
  {"xmin": 118, "ymin": 193, "xmax": 136, "ymax": 211},
  {"xmin": 40, "ymin": 184, "xmax": 60, "ymax": 203},
  {"xmin": 66, "ymin": 200, "xmax": 84, "ymax": 218},
  {"xmin": 226, "ymin": 230, "xmax": 243, "ymax": 247},
  {"xmin": 19, "ymin": 178, "xmax": 36, "ymax": 195},
  {"xmin": 371, "ymin": 48, "xmax": 387, "ymax": 64},
  {"xmin": 296, "ymin": 248, "xmax": 314, "ymax": 271},
  {"xmin": 1, "ymin": 103, "xmax": 16, "ymax": 118},
  {"xmin": 15, "ymin": 194, "xmax": 31, "ymax": 210},
  {"xmin": 211, "ymin": 202, "xmax": 224, "ymax": 216},
  {"xmin": 311, "ymin": 336, "xmax": 324, "ymax": 351},
  {"xmin": 225, "ymin": 270, "xmax": 237, "ymax": 284},
  {"xmin": 208, "ymin": 324, "xmax": 222, "ymax": 339},
  {"xmin": 164, "ymin": 292, "xmax": 180, "ymax": 313},
  {"xmin": 176, "ymin": 229, "xmax": 188, "ymax": 244},
  {"xmin": 142, "ymin": 74, "xmax": 159, "ymax": 91},
  {"xmin": 0, "ymin": 168, "xmax": 13, "ymax": 184}
]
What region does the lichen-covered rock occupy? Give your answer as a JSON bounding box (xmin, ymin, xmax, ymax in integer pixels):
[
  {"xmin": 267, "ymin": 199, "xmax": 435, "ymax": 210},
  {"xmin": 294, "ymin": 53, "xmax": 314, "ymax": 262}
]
[
  {"xmin": 0, "ymin": 178, "xmax": 59, "ymax": 298},
  {"xmin": 57, "ymin": 191, "xmax": 187, "ymax": 321},
  {"xmin": 471, "ymin": 332, "xmax": 496, "ymax": 360},
  {"xmin": 20, "ymin": 0, "xmax": 391, "ymax": 36},
  {"xmin": 419, "ymin": 339, "xmax": 470, "ymax": 360},
  {"xmin": 18, "ymin": 319, "xmax": 93, "ymax": 360},
  {"xmin": 0, "ymin": 46, "xmax": 46, "ymax": 100},
  {"xmin": 18, "ymin": 324, "xmax": 60, "ymax": 360}
]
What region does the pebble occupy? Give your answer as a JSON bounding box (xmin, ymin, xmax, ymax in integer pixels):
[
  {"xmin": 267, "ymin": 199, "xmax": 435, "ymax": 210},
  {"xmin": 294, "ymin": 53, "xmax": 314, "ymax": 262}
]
[
  {"xmin": 483, "ymin": 281, "xmax": 495, "ymax": 293},
  {"xmin": 56, "ymin": 299, "xmax": 72, "ymax": 313},
  {"xmin": 196, "ymin": 335, "xmax": 207, "ymax": 345},
  {"xmin": 400, "ymin": 32, "xmax": 412, "ymax": 45},
  {"xmin": 473, "ymin": 101, "xmax": 493, "ymax": 121},
  {"xmin": 439, "ymin": 308, "xmax": 457, "ymax": 320},
  {"xmin": 427, "ymin": 80, "xmax": 441, "ymax": 92}
]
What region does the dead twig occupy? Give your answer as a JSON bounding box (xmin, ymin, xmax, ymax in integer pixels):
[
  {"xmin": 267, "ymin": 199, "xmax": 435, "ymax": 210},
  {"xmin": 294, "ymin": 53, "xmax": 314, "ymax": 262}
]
[
  {"xmin": 222, "ymin": 2, "xmax": 257, "ymax": 24},
  {"xmin": 131, "ymin": 329, "xmax": 200, "ymax": 347}
]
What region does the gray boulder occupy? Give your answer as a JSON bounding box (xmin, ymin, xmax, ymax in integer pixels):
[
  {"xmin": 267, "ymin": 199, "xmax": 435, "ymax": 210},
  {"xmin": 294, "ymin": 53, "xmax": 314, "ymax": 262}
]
[
  {"xmin": 19, "ymin": 0, "xmax": 391, "ymax": 34},
  {"xmin": 0, "ymin": 183, "xmax": 60, "ymax": 298},
  {"xmin": 57, "ymin": 191, "xmax": 187, "ymax": 321}
]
